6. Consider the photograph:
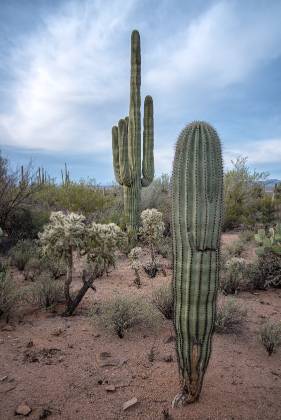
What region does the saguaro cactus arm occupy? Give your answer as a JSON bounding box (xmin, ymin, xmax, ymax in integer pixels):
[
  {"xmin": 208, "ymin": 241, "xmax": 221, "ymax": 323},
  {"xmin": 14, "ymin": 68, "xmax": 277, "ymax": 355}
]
[
  {"xmin": 172, "ymin": 121, "xmax": 223, "ymax": 406},
  {"xmin": 142, "ymin": 95, "xmax": 154, "ymax": 186}
]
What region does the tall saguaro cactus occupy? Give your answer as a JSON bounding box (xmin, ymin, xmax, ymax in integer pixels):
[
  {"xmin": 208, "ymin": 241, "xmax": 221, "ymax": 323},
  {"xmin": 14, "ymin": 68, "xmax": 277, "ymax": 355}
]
[
  {"xmin": 171, "ymin": 121, "xmax": 224, "ymax": 406},
  {"xmin": 112, "ymin": 30, "xmax": 154, "ymax": 231}
]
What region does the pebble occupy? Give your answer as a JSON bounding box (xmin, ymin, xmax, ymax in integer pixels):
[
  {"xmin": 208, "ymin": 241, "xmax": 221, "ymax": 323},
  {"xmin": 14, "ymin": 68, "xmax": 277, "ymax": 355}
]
[
  {"xmin": 15, "ymin": 402, "xmax": 32, "ymax": 416},
  {"xmin": 123, "ymin": 397, "xmax": 138, "ymax": 411}
]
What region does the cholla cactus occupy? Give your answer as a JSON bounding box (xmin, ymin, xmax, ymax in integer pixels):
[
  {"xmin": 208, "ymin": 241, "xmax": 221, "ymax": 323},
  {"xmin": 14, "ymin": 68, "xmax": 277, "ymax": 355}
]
[
  {"xmin": 128, "ymin": 247, "xmax": 143, "ymax": 287},
  {"xmin": 39, "ymin": 211, "xmax": 86, "ymax": 312},
  {"xmin": 86, "ymin": 222, "xmax": 123, "ymax": 275}
]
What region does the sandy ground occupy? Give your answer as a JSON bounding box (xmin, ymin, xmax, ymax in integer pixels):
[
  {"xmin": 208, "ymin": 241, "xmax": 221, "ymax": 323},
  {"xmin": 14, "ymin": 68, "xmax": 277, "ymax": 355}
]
[{"xmin": 1, "ymin": 234, "xmax": 281, "ymax": 420}]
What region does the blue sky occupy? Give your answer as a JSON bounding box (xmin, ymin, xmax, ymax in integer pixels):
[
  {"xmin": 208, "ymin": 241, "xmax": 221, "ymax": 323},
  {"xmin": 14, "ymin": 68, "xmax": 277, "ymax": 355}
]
[{"xmin": 0, "ymin": 0, "xmax": 281, "ymax": 183}]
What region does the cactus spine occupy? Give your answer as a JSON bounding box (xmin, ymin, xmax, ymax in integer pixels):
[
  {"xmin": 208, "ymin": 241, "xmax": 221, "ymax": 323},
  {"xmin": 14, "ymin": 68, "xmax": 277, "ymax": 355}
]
[
  {"xmin": 112, "ymin": 30, "xmax": 154, "ymax": 231},
  {"xmin": 171, "ymin": 121, "xmax": 224, "ymax": 406}
]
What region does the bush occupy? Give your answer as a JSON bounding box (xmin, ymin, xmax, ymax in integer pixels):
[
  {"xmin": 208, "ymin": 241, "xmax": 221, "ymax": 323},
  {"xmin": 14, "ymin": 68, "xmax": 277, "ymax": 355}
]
[
  {"xmin": 239, "ymin": 230, "xmax": 254, "ymax": 244},
  {"xmin": 215, "ymin": 298, "xmax": 247, "ymax": 334},
  {"xmin": 224, "ymin": 240, "xmax": 245, "ymax": 258},
  {"xmin": 255, "ymin": 253, "xmax": 281, "ymax": 288},
  {"xmin": 157, "ymin": 236, "xmax": 172, "ymax": 261},
  {"xmin": 24, "ymin": 257, "xmax": 42, "ymax": 281},
  {"xmin": 5, "ymin": 207, "xmax": 49, "ymax": 242},
  {"xmin": 92, "ymin": 296, "xmax": 160, "ymax": 338},
  {"xmin": 152, "ymin": 284, "xmax": 173, "ymax": 320},
  {"xmin": 243, "ymin": 261, "xmax": 266, "ymax": 290},
  {"xmin": 29, "ymin": 273, "xmax": 65, "ymax": 309},
  {"xmin": 259, "ymin": 321, "xmax": 281, "ymax": 355},
  {"xmin": 0, "ymin": 266, "xmax": 17, "ymax": 320},
  {"xmin": 9, "ymin": 239, "xmax": 39, "ymax": 271},
  {"xmin": 220, "ymin": 257, "xmax": 247, "ymax": 294},
  {"xmin": 40, "ymin": 255, "xmax": 66, "ymax": 279}
]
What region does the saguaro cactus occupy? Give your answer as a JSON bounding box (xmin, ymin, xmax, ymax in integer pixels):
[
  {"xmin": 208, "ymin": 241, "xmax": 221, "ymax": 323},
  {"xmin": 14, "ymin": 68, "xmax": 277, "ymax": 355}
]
[
  {"xmin": 112, "ymin": 30, "xmax": 154, "ymax": 231},
  {"xmin": 171, "ymin": 121, "xmax": 224, "ymax": 406}
]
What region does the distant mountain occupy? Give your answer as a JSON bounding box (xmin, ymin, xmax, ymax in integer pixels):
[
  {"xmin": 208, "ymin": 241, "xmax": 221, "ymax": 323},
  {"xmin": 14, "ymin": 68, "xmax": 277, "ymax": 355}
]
[{"xmin": 262, "ymin": 179, "xmax": 281, "ymax": 192}]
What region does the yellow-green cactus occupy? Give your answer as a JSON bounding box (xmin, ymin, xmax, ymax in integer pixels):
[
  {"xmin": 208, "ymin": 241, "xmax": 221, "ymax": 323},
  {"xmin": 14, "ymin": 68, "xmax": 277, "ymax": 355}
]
[{"xmin": 171, "ymin": 121, "xmax": 224, "ymax": 406}]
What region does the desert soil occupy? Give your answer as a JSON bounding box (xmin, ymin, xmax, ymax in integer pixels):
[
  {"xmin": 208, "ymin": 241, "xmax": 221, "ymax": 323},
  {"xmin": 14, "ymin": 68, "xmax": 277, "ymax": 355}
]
[{"xmin": 1, "ymin": 233, "xmax": 281, "ymax": 420}]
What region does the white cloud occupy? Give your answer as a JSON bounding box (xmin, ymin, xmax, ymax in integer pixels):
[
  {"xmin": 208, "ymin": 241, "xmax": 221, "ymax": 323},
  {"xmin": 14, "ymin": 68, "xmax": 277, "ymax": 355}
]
[
  {"xmin": 145, "ymin": 1, "xmax": 281, "ymax": 92},
  {"xmin": 224, "ymin": 139, "xmax": 281, "ymax": 168},
  {"xmin": 0, "ymin": 0, "xmax": 134, "ymax": 151}
]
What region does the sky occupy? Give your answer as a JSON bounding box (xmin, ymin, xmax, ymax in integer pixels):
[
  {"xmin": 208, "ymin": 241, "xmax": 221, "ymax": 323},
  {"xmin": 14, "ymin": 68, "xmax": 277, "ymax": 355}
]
[{"xmin": 0, "ymin": 0, "xmax": 281, "ymax": 184}]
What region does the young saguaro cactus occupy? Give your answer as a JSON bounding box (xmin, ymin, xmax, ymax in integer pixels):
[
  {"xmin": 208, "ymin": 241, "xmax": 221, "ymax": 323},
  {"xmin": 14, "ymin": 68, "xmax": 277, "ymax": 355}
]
[
  {"xmin": 112, "ymin": 30, "xmax": 154, "ymax": 231},
  {"xmin": 171, "ymin": 121, "xmax": 224, "ymax": 406}
]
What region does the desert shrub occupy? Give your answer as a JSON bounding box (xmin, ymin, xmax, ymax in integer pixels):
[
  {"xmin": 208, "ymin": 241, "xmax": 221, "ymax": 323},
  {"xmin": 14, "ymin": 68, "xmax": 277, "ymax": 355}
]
[
  {"xmin": 259, "ymin": 321, "xmax": 281, "ymax": 356},
  {"xmin": 9, "ymin": 239, "xmax": 40, "ymax": 271},
  {"xmin": 224, "ymin": 240, "xmax": 245, "ymax": 258},
  {"xmin": 34, "ymin": 181, "xmax": 115, "ymax": 217},
  {"xmin": 215, "ymin": 298, "xmax": 247, "ymax": 334},
  {"xmin": 128, "ymin": 247, "xmax": 143, "ymax": 287},
  {"xmin": 243, "ymin": 260, "xmax": 266, "ymax": 290},
  {"xmin": 157, "ymin": 236, "xmax": 172, "ymax": 261},
  {"xmin": 40, "ymin": 255, "xmax": 66, "ymax": 279},
  {"xmin": 141, "ymin": 174, "xmax": 171, "ymax": 235},
  {"xmin": 139, "ymin": 209, "xmax": 164, "ymax": 278},
  {"xmin": 29, "ymin": 272, "xmax": 65, "ymax": 309},
  {"xmin": 92, "ymin": 296, "xmax": 159, "ymax": 338},
  {"xmin": 5, "ymin": 207, "xmax": 49, "ymax": 242},
  {"xmin": 239, "ymin": 230, "xmax": 254, "ymax": 244},
  {"xmin": 224, "ymin": 157, "xmax": 270, "ymax": 230},
  {"xmin": 24, "ymin": 257, "xmax": 42, "ymax": 281},
  {"xmin": 152, "ymin": 284, "xmax": 173, "ymax": 320},
  {"xmin": 220, "ymin": 257, "xmax": 247, "ymax": 294},
  {"xmin": 255, "ymin": 252, "xmax": 281, "ymax": 288},
  {"xmin": 0, "ymin": 266, "xmax": 17, "ymax": 320}
]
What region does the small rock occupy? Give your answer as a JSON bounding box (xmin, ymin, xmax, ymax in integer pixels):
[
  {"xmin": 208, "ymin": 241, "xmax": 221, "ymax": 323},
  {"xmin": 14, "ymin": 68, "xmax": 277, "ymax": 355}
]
[
  {"xmin": 26, "ymin": 340, "xmax": 33, "ymax": 348},
  {"xmin": 39, "ymin": 408, "xmax": 52, "ymax": 419},
  {"xmin": 82, "ymin": 328, "xmax": 87, "ymax": 332},
  {"xmin": 97, "ymin": 379, "xmax": 103, "ymax": 385},
  {"xmin": 51, "ymin": 328, "xmax": 63, "ymax": 336},
  {"xmin": 0, "ymin": 375, "xmax": 8, "ymax": 381},
  {"xmin": 123, "ymin": 397, "xmax": 138, "ymax": 411},
  {"xmin": 2, "ymin": 325, "xmax": 14, "ymax": 332},
  {"xmin": 164, "ymin": 336, "xmax": 176, "ymax": 344},
  {"xmin": 99, "ymin": 351, "xmax": 111, "ymax": 359},
  {"xmin": 0, "ymin": 339, "xmax": 4, "ymax": 344},
  {"xmin": 15, "ymin": 402, "xmax": 32, "ymax": 416},
  {"xmin": 140, "ymin": 373, "xmax": 148, "ymax": 379},
  {"xmin": 105, "ymin": 385, "xmax": 116, "ymax": 392},
  {"xmin": 94, "ymin": 334, "xmax": 100, "ymax": 338},
  {"xmin": 163, "ymin": 355, "xmax": 173, "ymax": 363}
]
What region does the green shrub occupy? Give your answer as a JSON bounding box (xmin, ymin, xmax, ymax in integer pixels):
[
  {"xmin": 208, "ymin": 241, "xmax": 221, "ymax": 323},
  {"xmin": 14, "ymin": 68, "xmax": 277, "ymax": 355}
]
[
  {"xmin": 24, "ymin": 257, "xmax": 42, "ymax": 281},
  {"xmin": 224, "ymin": 240, "xmax": 245, "ymax": 258},
  {"xmin": 256, "ymin": 252, "xmax": 281, "ymax": 288},
  {"xmin": 0, "ymin": 266, "xmax": 17, "ymax": 320},
  {"xmin": 259, "ymin": 321, "xmax": 281, "ymax": 356},
  {"xmin": 243, "ymin": 261, "xmax": 266, "ymax": 290},
  {"xmin": 29, "ymin": 273, "xmax": 65, "ymax": 309},
  {"xmin": 157, "ymin": 236, "xmax": 172, "ymax": 261},
  {"xmin": 215, "ymin": 299, "xmax": 247, "ymax": 334},
  {"xmin": 220, "ymin": 257, "xmax": 247, "ymax": 295},
  {"xmin": 92, "ymin": 296, "xmax": 160, "ymax": 338},
  {"xmin": 238, "ymin": 230, "xmax": 254, "ymax": 244},
  {"xmin": 40, "ymin": 255, "xmax": 66, "ymax": 279},
  {"xmin": 152, "ymin": 284, "xmax": 173, "ymax": 320},
  {"xmin": 9, "ymin": 240, "xmax": 39, "ymax": 271},
  {"xmin": 5, "ymin": 207, "xmax": 49, "ymax": 242}
]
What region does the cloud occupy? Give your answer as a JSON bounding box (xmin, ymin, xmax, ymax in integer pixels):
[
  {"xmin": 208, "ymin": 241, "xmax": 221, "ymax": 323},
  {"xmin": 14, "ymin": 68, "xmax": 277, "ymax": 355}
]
[
  {"xmin": 224, "ymin": 138, "xmax": 281, "ymax": 168},
  {"xmin": 0, "ymin": 0, "xmax": 135, "ymax": 151},
  {"xmin": 145, "ymin": 1, "xmax": 281, "ymax": 92}
]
